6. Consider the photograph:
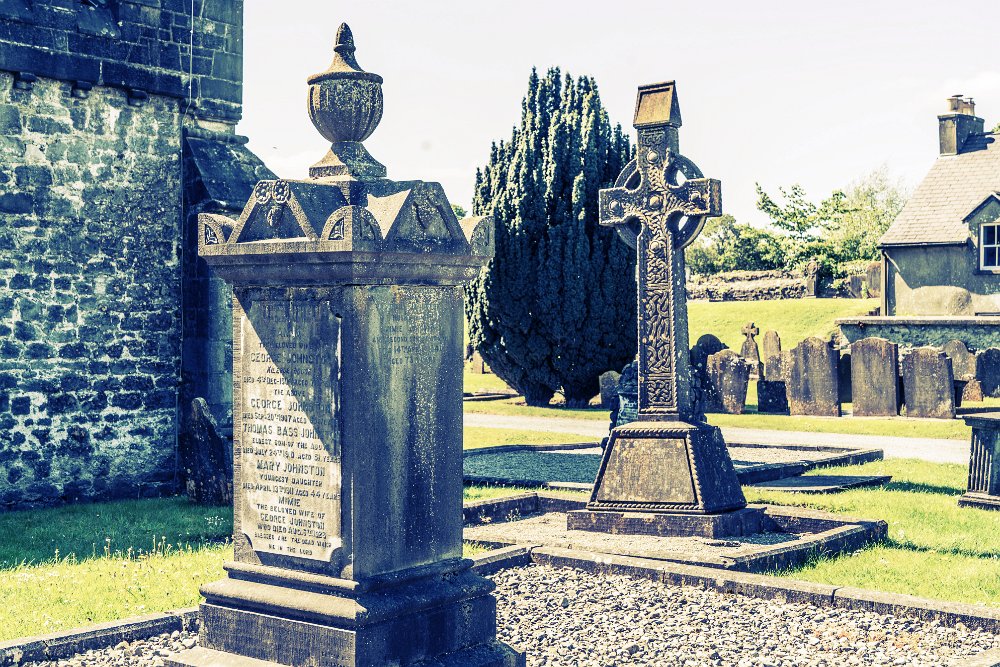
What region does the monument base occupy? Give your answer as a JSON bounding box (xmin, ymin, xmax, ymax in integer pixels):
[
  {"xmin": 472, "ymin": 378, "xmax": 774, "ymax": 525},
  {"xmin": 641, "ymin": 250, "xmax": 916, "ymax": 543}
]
[
  {"xmin": 958, "ymin": 492, "xmax": 1000, "ymax": 511},
  {"xmin": 566, "ymin": 507, "xmax": 765, "ymax": 538},
  {"xmin": 165, "ymin": 559, "xmax": 524, "ymax": 667}
]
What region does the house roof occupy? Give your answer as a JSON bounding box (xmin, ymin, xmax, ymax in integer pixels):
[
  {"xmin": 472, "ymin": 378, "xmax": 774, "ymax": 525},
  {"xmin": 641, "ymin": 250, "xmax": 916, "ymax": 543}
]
[{"xmin": 880, "ymin": 132, "xmax": 1000, "ymax": 246}]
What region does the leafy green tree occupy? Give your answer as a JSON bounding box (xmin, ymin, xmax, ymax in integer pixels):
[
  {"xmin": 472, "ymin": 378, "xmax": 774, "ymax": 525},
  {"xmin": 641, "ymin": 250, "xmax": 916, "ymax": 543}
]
[
  {"xmin": 686, "ymin": 214, "xmax": 787, "ymax": 275},
  {"xmin": 828, "ymin": 167, "xmax": 908, "ymax": 262},
  {"xmin": 755, "ymin": 183, "xmax": 846, "ymax": 248},
  {"xmin": 466, "ymin": 68, "xmax": 634, "ymax": 406}
]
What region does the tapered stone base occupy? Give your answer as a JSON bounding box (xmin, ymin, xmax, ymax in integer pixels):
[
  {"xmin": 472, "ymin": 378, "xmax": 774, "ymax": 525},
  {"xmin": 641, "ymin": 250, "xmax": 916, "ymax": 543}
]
[
  {"xmin": 958, "ymin": 492, "xmax": 1000, "ymax": 511},
  {"xmin": 165, "ymin": 559, "xmax": 523, "ymax": 667},
  {"xmin": 586, "ymin": 420, "xmax": 747, "ymax": 514},
  {"xmin": 567, "ymin": 506, "xmax": 765, "ymax": 538}
]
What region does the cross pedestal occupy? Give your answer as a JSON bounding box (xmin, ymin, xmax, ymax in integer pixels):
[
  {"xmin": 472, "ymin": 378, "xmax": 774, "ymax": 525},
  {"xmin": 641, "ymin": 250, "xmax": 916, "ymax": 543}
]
[{"xmin": 567, "ymin": 81, "xmax": 755, "ymax": 538}]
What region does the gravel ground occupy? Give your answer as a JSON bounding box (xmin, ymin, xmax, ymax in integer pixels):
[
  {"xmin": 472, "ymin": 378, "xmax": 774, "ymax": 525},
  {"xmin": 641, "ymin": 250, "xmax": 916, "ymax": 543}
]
[
  {"xmin": 23, "ymin": 630, "xmax": 197, "ymax": 667},
  {"xmin": 493, "ymin": 565, "xmax": 1000, "ymax": 667},
  {"xmin": 18, "ymin": 565, "xmax": 1000, "ymax": 666}
]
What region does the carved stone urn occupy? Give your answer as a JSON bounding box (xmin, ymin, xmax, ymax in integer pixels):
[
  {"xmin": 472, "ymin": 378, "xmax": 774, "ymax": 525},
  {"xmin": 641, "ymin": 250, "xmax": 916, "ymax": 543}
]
[{"xmin": 307, "ymin": 23, "xmax": 387, "ymax": 180}]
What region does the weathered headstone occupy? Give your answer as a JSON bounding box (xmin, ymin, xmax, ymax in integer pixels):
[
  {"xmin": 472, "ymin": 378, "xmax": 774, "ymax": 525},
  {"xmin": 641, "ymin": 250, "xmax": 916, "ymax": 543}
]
[
  {"xmin": 838, "ymin": 351, "xmax": 853, "ymax": 404},
  {"xmin": 803, "ymin": 260, "xmax": 820, "ymax": 297},
  {"xmin": 470, "ymin": 350, "xmax": 487, "ymax": 374},
  {"xmin": 786, "ymin": 337, "xmax": 841, "ymax": 417},
  {"xmin": 761, "ymin": 330, "xmax": 782, "ymax": 380},
  {"xmin": 979, "ymin": 348, "xmax": 1000, "ymax": 397},
  {"xmin": 568, "ymin": 80, "xmax": 752, "ymax": 539},
  {"xmin": 168, "ymin": 25, "xmax": 521, "ymax": 667},
  {"xmin": 943, "ymin": 340, "xmax": 977, "ymax": 379},
  {"xmin": 757, "ymin": 330, "xmax": 788, "ymax": 413},
  {"xmin": 958, "ymin": 412, "xmax": 1000, "ymax": 511},
  {"xmin": 902, "ymin": 347, "xmax": 956, "ymax": 420},
  {"xmin": 962, "ymin": 379, "xmax": 985, "ymax": 403},
  {"xmin": 178, "ymin": 398, "xmax": 233, "ymax": 505},
  {"xmin": 689, "ymin": 334, "xmax": 727, "ymax": 419},
  {"xmin": 706, "ymin": 350, "xmax": 749, "ymax": 414},
  {"xmin": 850, "ymin": 337, "xmax": 900, "ymax": 417},
  {"xmin": 599, "ymin": 370, "xmax": 621, "ymax": 409},
  {"xmin": 740, "ymin": 322, "xmax": 763, "ymax": 379},
  {"xmin": 610, "ymin": 360, "xmax": 639, "ymax": 429},
  {"xmin": 865, "ymin": 262, "xmax": 881, "ymax": 298}
]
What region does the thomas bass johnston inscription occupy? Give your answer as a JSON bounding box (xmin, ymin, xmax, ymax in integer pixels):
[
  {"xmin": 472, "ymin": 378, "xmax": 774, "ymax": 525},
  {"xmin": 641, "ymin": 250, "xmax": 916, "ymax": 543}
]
[{"xmin": 238, "ymin": 297, "xmax": 342, "ymax": 561}]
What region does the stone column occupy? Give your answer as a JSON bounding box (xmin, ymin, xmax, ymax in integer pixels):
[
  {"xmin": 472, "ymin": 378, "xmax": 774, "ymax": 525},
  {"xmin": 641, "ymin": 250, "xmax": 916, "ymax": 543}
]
[
  {"xmin": 959, "ymin": 412, "xmax": 1000, "ymax": 511},
  {"xmin": 167, "ymin": 24, "xmax": 521, "ymax": 667}
]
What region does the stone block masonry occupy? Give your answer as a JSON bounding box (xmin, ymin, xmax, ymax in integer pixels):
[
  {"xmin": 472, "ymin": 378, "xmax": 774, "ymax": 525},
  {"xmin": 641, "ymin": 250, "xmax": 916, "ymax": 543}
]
[{"xmin": 0, "ymin": 71, "xmax": 184, "ymax": 507}]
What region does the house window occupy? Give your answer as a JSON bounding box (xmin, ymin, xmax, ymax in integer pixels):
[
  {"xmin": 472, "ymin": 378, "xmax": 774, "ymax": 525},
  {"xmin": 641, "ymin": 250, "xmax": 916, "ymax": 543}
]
[{"xmin": 983, "ymin": 222, "xmax": 1000, "ymax": 270}]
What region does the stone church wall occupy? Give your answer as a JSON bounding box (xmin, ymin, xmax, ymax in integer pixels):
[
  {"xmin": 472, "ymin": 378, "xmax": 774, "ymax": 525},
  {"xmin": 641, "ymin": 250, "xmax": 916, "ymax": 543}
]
[{"xmin": 0, "ymin": 72, "xmax": 183, "ymax": 507}]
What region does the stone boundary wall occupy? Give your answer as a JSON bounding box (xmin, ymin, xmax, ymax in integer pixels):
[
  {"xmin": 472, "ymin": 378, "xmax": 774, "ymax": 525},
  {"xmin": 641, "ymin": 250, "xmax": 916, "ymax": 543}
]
[{"xmin": 687, "ymin": 269, "xmax": 811, "ymax": 302}]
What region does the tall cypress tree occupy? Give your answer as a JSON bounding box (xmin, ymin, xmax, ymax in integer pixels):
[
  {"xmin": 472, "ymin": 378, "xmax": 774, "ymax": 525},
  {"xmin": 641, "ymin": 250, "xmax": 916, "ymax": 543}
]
[{"xmin": 466, "ymin": 68, "xmax": 635, "ymax": 407}]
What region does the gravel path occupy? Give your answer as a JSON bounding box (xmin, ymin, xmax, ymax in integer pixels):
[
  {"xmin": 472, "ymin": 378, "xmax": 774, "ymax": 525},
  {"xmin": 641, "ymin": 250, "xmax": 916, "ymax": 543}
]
[
  {"xmin": 20, "ymin": 565, "xmax": 999, "ymax": 666},
  {"xmin": 493, "ymin": 565, "xmax": 1000, "ymax": 667}
]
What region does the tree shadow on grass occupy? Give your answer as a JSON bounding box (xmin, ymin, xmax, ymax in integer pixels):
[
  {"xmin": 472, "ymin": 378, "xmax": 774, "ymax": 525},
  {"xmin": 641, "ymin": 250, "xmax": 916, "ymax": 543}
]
[{"xmin": 882, "ymin": 480, "xmax": 964, "ymax": 496}]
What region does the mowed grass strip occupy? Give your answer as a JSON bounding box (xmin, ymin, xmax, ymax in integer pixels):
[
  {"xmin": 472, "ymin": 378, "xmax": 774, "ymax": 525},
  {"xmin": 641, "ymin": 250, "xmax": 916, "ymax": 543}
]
[
  {"xmin": 687, "ymin": 298, "xmax": 877, "ymax": 351},
  {"xmin": 0, "ymin": 543, "xmax": 230, "ymax": 642},
  {"xmin": 463, "ymin": 426, "xmax": 587, "ymax": 449},
  {"xmin": 748, "ymin": 459, "xmax": 1000, "ymax": 607}
]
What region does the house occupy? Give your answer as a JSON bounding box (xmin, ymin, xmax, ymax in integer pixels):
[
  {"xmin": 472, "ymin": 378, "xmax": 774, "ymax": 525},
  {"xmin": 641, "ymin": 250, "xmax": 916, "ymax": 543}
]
[{"xmin": 880, "ymin": 95, "xmax": 1000, "ymax": 317}]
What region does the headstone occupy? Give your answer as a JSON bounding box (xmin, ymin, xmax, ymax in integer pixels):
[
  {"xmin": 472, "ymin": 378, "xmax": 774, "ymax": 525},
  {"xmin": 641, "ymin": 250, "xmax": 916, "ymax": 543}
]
[
  {"xmin": 786, "ymin": 337, "xmax": 841, "ymax": 417},
  {"xmin": 599, "ymin": 370, "xmax": 621, "ymax": 409},
  {"xmin": 756, "ymin": 380, "xmax": 789, "ymax": 413},
  {"xmin": 803, "ymin": 260, "xmax": 820, "ymax": 297},
  {"xmin": 902, "ymin": 347, "xmax": 955, "ymax": 420},
  {"xmin": 761, "ymin": 330, "xmax": 782, "ymax": 380},
  {"xmin": 979, "ymin": 349, "xmax": 1000, "ymax": 397},
  {"xmin": 847, "ymin": 275, "xmax": 864, "ymax": 299},
  {"xmin": 689, "ymin": 334, "xmax": 727, "ymax": 420},
  {"xmin": 740, "ymin": 322, "xmax": 764, "ymax": 379},
  {"xmin": 568, "ymin": 80, "xmax": 752, "ymax": 539},
  {"xmin": 963, "ymin": 379, "xmax": 985, "ymax": 403},
  {"xmin": 943, "ymin": 340, "xmax": 977, "ymax": 380},
  {"xmin": 178, "ymin": 398, "xmax": 233, "ymax": 505},
  {"xmin": 851, "ymin": 337, "xmax": 900, "ymax": 417},
  {"xmin": 610, "ymin": 360, "xmax": 638, "ymax": 429},
  {"xmin": 838, "ymin": 351, "xmax": 852, "ymax": 404},
  {"xmin": 470, "ymin": 350, "xmax": 486, "ymax": 374},
  {"xmin": 865, "ymin": 262, "xmax": 882, "ymax": 298},
  {"xmin": 958, "ymin": 412, "xmax": 1000, "ymax": 511},
  {"xmin": 705, "ymin": 349, "xmax": 749, "ymax": 414},
  {"xmin": 167, "ymin": 25, "xmax": 520, "ymax": 667}
]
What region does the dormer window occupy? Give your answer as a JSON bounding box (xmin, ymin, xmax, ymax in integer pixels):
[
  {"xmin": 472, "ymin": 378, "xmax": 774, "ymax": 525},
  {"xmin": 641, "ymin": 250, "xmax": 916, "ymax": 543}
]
[{"xmin": 983, "ymin": 222, "xmax": 1000, "ymax": 270}]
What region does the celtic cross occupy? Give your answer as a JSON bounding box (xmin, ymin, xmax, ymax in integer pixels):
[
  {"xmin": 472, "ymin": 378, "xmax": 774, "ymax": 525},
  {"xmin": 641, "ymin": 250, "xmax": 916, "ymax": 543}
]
[
  {"xmin": 599, "ymin": 82, "xmax": 721, "ymax": 422},
  {"xmin": 742, "ymin": 322, "xmax": 759, "ymax": 341}
]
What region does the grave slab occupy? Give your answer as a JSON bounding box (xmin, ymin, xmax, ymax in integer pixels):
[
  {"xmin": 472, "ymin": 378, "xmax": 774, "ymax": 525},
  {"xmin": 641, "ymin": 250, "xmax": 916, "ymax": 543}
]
[{"xmin": 750, "ymin": 475, "xmax": 891, "ymax": 494}]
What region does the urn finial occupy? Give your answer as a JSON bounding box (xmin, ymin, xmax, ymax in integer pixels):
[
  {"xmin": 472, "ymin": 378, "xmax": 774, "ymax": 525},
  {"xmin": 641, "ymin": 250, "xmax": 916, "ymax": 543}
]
[{"xmin": 307, "ymin": 23, "xmax": 386, "ymax": 180}]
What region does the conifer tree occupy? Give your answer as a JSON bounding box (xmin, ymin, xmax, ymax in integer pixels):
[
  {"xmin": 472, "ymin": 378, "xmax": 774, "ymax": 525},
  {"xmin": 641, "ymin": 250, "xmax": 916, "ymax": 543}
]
[{"xmin": 466, "ymin": 68, "xmax": 634, "ymax": 406}]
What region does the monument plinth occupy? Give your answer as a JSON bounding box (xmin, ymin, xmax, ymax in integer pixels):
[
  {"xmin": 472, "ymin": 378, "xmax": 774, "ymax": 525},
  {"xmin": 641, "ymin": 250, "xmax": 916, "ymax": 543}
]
[
  {"xmin": 567, "ymin": 81, "xmax": 754, "ymax": 538},
  {"xmin": 168, "ymin": 23, "xmax": 521, "ymax": 667},
  {"xmin": 958, "ymin": 412, "xmax": 1000, "ymax": 511}
]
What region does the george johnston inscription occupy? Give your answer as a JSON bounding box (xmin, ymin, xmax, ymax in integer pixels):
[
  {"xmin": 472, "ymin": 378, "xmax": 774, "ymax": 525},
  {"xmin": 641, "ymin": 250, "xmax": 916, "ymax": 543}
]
[{"xmin": 237, "ymin": 298, "xmax": 342, "ymax": 562}]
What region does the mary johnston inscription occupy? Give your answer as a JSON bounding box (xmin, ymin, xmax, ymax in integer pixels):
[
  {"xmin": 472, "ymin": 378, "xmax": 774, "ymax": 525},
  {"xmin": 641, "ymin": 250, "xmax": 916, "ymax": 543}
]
[{"xmin": 236, "ymin": 296, "xmax": 342, "ymax": 562}]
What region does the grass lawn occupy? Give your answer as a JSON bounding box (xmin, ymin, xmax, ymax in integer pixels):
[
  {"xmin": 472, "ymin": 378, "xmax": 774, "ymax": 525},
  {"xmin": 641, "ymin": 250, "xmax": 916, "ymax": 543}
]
[
  {"xmin": 688, "ymin": 298, "xmax": 878, "ymax": 351},
  {"xmin": 707, "ymin": 412, "xmax": 971, "ymax": 441},
  {"xmin": 747, "ymin": 459, "xmax": 1000, "ymax": 607},
  {"xmin": 463, "ymin": 426, "xmax": 587, "ymax": 450}
]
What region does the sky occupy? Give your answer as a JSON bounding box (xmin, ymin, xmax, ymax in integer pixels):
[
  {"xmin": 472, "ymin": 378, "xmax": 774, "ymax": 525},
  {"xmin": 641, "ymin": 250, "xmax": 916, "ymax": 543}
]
[{"xmin": 240, "ymin": 1, "xmax": 1000, "ymax": 225}]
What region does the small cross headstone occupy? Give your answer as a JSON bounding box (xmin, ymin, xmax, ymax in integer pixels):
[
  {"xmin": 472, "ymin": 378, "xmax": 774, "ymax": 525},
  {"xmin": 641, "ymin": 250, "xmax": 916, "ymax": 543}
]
[
  {"xmin": 569, "ymin": 81, "xmax": 750, "ymax": 537},
  {"xmin": 902, "ymin": 348, "xmax": 955, "ymax": 420},
  {"xmin": 740, "ymin": 322, "xmax": 763, "ymax": 379},
  {"xmin": 851, "ymin": 337, "xmax": 900, "ymax": 417},
  {"xmin": 786, "ymin": 337, "xmax": 841, "ymax": 417}
]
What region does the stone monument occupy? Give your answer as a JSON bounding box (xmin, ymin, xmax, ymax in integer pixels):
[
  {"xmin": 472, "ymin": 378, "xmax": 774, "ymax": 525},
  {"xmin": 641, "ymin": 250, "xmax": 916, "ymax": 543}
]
[
  {"xmin": 740, "ymin": 322, "xmax": 764, "ymax": 379},
  {"xmin": 958, "ymin": 412, "xmax": 1000, "ymax": 511},
  {"xmin": 568, "ymin": 81, "xmax": 752, "ymax": 538},
  {"xmin": 851, "ymin": 337, "xmax": 900, "ymax": 417},
  {"xmin": 167, "ymin": 24, "xmax": 522, "ymax": 667}
]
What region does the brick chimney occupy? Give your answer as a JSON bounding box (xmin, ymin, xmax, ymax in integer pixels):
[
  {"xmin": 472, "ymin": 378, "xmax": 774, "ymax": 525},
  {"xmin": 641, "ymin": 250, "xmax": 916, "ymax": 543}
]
[{"xmin": 939, "ymin": 94, "xmax": 984, "ymax": 155}]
